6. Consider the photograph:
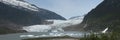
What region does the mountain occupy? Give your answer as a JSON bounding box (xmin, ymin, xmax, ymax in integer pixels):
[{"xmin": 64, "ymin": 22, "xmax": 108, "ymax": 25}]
[
  {"xmin": 80, "ymin": 0, "xmax": 120, "ymax": 32},
  {"xmin": 0, "ymin": 0, "xmax": 66, "ymax": 25},
  {"xmin": 0, "ymin": 0, "xmax": 65, "ymax": 34},
  {"xmin": 63, "ymin": 0, "xmax": 120, "ymax": 32}
]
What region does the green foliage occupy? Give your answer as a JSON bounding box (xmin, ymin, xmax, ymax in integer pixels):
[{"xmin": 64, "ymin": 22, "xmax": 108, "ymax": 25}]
[
  {"xmin": 0, "ymin": 27, "xmax": 17, "ymax": 34},
  {"xmin": 80, "ymin": 32, "xmax": 120, "ymax": 40}
]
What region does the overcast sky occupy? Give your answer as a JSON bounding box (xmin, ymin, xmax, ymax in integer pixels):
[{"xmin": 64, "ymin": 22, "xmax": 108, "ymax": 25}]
[{"xmin": 26, "ymin": 0, "xmax": 103, "ymax": 19}]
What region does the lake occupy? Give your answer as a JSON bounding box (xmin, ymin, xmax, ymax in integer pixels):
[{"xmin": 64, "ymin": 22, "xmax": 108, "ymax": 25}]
[{"xmin": 0, "ymin": 31, "xmax": 87, "ymax": 40}]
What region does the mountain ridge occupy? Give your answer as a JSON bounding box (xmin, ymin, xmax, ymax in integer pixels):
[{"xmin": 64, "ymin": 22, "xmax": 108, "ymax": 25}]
[
  {"xmin": 0, "ymin": 0, "xmax": 65, "ymax": 34},
  {"xmin": 63, "ymin": 0, "xmax": 120, "ymax": 32},
  {"xmin": 80, "ymin": 0, "xmax": 120, "ymax": 32}
]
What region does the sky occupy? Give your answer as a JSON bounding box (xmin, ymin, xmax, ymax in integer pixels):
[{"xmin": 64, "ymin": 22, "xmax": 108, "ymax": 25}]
[{"xmin": 26, "ymin": 0, "xmax": 103, "ymax": 19}]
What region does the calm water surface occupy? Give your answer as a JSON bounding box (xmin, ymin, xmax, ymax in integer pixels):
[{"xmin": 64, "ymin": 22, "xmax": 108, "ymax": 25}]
[{"xmin": 0, "ymin": 31, "xmax": 86, "ymax": 40}]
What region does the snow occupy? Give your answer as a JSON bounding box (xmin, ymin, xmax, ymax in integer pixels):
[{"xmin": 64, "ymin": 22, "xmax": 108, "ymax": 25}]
[
  {"xmin": 0, "ymin": 0, "xmax": 38, "ymax": 11},
  {"xmin": 102, "ymin": 27, "xmax": 108, "ymax": 33}
]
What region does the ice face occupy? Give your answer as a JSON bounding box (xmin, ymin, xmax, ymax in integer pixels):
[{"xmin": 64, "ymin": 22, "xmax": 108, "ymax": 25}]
[{"xmin": 23, "ymin": 25, "xmax": 52, "ymax": 32}]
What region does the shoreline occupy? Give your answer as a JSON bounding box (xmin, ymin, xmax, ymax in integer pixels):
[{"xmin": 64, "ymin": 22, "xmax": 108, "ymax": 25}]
[{"xmin": 23, "ymin": 36, "xmax": 80, "ymax": 40}]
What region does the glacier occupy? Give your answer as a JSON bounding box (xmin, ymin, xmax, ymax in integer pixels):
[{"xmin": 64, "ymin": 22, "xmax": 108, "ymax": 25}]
[
  {"xmin": 23, "ymin": 25, "xmax": 51, "ymax": 32},
  {"xmin": 22, "ymin": 16, "xmax": 84, "ymax": 32}
]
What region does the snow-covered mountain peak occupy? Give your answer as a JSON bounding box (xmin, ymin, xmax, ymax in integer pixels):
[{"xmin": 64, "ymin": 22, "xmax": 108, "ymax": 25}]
[
  {"xmin": 0, "ymin": 0, "xmax": 39, "ymax": 11},
  {"xmin": 69, "ymin": 16, "xmax": 84, "ymax": 20}
]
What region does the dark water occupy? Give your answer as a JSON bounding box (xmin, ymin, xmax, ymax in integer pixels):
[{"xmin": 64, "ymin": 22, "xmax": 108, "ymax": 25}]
[{"xmin": 0, "ymin": 31, "xmax": 86, "ymax": 40}]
